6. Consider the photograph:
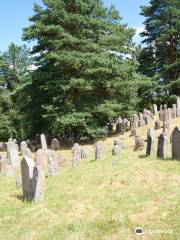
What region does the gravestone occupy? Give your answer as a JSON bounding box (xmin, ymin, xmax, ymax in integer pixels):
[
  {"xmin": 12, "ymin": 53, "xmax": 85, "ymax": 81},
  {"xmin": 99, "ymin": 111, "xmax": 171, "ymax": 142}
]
[
  {"xmin": 95, "ymin": 141, "xmax": 103, "ymax": 160},
  {"xmin": 107, "ymin": 123, "xmax": 113, "ymax": 134},
  {"xmin": 33, "ymin": 149, "xmax": 46, "ymax": 201},
  {"xmin": 172, "ymin": 127, "xmax": 180, "ymax": 160},
  {"xmin": 0, "ymin": 153, "xmax": 6, "ymax": 175},
  {"xmin": 51, "ymin": 138, "xmax": 60, "ymax": 151},
  {"xmin": 155, "ymin": 120, "xmax": 161, "ymax": 130},
  {"xmin": 159, "ymin": 110, "xmax": 164, "ymax": 121},
  {"xmin": 131, "ymin": 128, "xmax": 137, "ymax": 137},
  {"xmin": 177, "ymin": 96, "xmax": 180, "ymax": 109},
  {"xmin": 146, "ymin": 129, "xmax": 155, "ymax": 155},
  {"xmin": 81, "ymin": 147, "xmax": 88, "ymax": 159},
  {"xmin": 153, "ymin": 104, "xmax": 158, "ymax": 115},
  {"xmin": 112, "ymin": 144, "xmax": 121, "ymax": 165},
  {"xmin": 167, "ymin": 108, "xmax": 172, "ymax": 120},
  {"xmin": 0, "ymin": 142, "xmax": 5, "ymax": 151},
  {"xmin": 21, "ymin": 156, "xmax": 35, "ymax": 201},
  {"xmin": 131, "ymin": 114, "xmax": 139, "ymax": 128},
  {"xmin": 163, "ymin": 121, "xmax": 170, "ymax": 134},
  {"xmin": 177, "ymin": 108, "xmax": 180, "ymax": 117},
  {"xmin": 157, "ymin": 133, "xmax": 168, "ymax": 159},
  {"xmin": 114, "ymin": 139, "xmax": 122, "ymax": 146},
  {"xmin": 7, "ymin": 140, "xmax": 19, "ymax": 167},
  {"xmin": 72, "ymin": 143, "xmax": 81, "ymax": 169},
  {"xmin": 139, "ymin": 113, "xmax": 145, "ymax": 127},
  {"xmin": 134, "ymin": 136, "xmax": 144, "ymax": 151},
  {"xmin": 122, "ymin": 118, "xmax": 128, "ymax": 131},
  {"xmin": 20, "ymin": 141, "xmax": 28, "ymax": 155},
  {"xmin": 24, "ymin": 148, "xmax": 32, "ymax": 158},
  {"xmin": 172, "ymin": 104, "xmax": 177, "ymax": 118},
  {"xmin": 40, "ymin": 133, "xmax": 47, "ymax": 150},
  {"xmin": 47, "ymin": 150, "xmax": 59, "ymax": 176}
]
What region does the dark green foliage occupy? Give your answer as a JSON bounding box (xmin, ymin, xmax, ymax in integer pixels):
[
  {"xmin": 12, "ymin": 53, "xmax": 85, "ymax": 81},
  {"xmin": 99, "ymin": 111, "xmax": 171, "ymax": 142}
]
[
  {"xmin": 139, "ymin": 0, "xmax": 180, "ymax": 98},
  {"xmin": 23, "ymin": 0, "xmax": 140, "ymax": 140}
]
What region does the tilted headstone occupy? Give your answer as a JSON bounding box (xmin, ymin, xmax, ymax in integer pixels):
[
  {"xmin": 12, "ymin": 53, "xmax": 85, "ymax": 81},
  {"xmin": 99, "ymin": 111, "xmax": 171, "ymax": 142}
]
[
  {"xmin": 40, "ymin": 133, "xmax": 47, "ymax": 150},
  {"xmin": 21, "ymin": 156, "xmax": 35, "ymax": 201},
  {"xmin": 81, "ymin": 147, "xmax": 88, "ymax": 159},
  {"xmin": 157, "ymin": 133, "xmax": 168, "ymax": 159},
  {"xmin": 95, "ymin": 141, "xmax": 103, "ymax": 160},
  {"xmin": 51, "ymin": 138, "xmax": 60, "ymax": 151},
  {"xmin": 72, "ymin": 143, "xmax": 81, "ymax": 169},
  {"xmin": 154, "ymin": 120, "xmax": 161, "ymax": 130},
  {"xmin": 146, "ymin": 129, "xmax": 155, "ymax": 156},
  {"xmin": 47, "ymin": 150, "xmax": 59, "ymax": 176},
  {"xmin": 172, "ymin": 127, "xmax": 180, "ymax": 160},
  {"xmin": 134, "ymin": 136, "xmax": 144, "ymax": 151},
  {"xmin": 7, "ymin": 140, "xmax": 19, "ymax": 167}
]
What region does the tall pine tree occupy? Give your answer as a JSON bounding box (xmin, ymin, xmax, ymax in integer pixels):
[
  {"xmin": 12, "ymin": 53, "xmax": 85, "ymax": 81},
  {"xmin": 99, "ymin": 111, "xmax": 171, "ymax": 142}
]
[
  {"xmin": 23, "ymin": 0, "xmax": 140, "ymax": 141},
  {"xmin": 139, "ymin": 0, "xmax": 180, "ymax": 97}
]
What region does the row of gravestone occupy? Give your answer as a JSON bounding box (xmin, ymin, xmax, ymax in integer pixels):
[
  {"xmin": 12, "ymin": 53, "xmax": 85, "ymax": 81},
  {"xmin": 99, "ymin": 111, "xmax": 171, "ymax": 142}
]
[{"xmin": 134, "ymin": 127, "xmax": 180, "ymax": 160}]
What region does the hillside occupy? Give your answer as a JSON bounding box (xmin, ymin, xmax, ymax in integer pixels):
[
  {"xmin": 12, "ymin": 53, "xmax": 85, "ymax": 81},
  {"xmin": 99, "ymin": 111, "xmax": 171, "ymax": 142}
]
[{"xmin": 0, "ymin": 116, "xmax": 180, "ymax": 240}]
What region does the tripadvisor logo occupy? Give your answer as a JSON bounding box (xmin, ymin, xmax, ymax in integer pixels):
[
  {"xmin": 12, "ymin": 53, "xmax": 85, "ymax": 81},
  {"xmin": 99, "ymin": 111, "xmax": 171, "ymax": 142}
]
[{"xmin": 135, "ymin": 227, "xmax": 144, "ymax": 235}]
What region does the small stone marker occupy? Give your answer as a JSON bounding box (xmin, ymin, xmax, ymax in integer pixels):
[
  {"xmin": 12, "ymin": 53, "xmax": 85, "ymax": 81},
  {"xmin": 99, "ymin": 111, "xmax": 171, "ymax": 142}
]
[
  {"xmin": 153, "ymin": 104, "xmax": 158, "ymax": 115},
  {"xmin": 134, "ymin": 136, "xmax": 144, "ymax": 151},
  {"xmin": 172, "ymin": 127, "xmax": 180, "ymax": 160},
  {"xmin": 157, "ymin": 133, "xmax": 168, "ymax": 159},
  {"xmin": 72, "ymin": 143, "xmax": 81, "ymax": 169},
  {"xmin": 154, "ymin": 120, "xmax": 161, "ymax": 130},
  {"xmin": 81, "ymin": 147, "xmax": 88, "ymax": 159},
  {"xmin": 51, "ymin": 138, "xmax": 60, "ymax": 151}
]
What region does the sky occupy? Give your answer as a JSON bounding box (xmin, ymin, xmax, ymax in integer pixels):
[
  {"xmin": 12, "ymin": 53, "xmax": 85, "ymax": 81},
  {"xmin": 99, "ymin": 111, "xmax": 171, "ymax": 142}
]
[{"xmin": 0, "ymin": 0, "xmax": 150, "ymax": 52}]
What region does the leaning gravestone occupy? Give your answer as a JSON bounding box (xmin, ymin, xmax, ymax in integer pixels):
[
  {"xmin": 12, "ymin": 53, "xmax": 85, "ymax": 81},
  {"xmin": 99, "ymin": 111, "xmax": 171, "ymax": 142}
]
[
  {"xmin": 40, "ymin": 133, "xmax": 47, "ymax": 150},
  {"xmin": 21, "ymin": 156, "xmax": 35, "ymax": 201},
  {"xmin": 47, "ymin": 150, "xmax": 59, "ymax": 176},
  {"xmin": 146, "ymin": 129, "xmax": 155, "ymax": 156},
  {"xmin": 51, "ymin": 138, "xmax": 60, "ymax": 151},
  {"xmin": 172, "ymin": 127, "xmax": 180, "ymax": 160},
  {"xmin": 72, "ymin": 143, "xmax": 81, "ymax": 169},
  {"xmin": 7, "ymin": 140, "xmax": 19, "ymax": 167},
  {"xmin": 95, "ymin": 141, "xmax": 103, "ymax": 160},
  {"xmin": 157, "ymin": 133, "xmax": 168, "ymax": 159}
]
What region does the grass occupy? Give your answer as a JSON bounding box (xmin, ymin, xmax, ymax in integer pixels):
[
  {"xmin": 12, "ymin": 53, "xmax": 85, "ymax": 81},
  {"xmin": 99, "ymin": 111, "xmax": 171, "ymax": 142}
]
[{"xmin": 0, "ymin": 116, "xmax": 180, "ymax": 240}]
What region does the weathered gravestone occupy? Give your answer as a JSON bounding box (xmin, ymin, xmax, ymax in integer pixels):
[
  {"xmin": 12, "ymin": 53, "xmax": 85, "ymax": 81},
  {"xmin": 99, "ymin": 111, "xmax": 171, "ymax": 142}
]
[
  {"xmin": 131, "ymin": 128, "xmax": 137, "ymax": 137},
  {"xmin": 47, "ymin": 150, "xmax": 59, "ymax": 176},
  {"xmin": 139, "ymin": 113, "xmax": 146, "ymax": 127},
  {"xmin": 134, "ymin": 136, "xmax": 144, "ymax": 151},
  {"xmin": 157, "ymin": 133, "xmax": 168, "ymax": 159},
  {"xmin": 20, "ymin": 141, "xmax": 28, "ymax": 155},
  {"xmin": 21, "ymin": 156, "xmax": 35, "ymax": 201},
  {"xmin": 112, "ymin": 144, "xmax": 121, "ymax": 165},
  {"xmin": 163, "ymin": 121, "xmax": 170, "ymax": 134},
  {"xmin": 155, "ymin": 120, "xmax": 161, "ymax": 130},
  {"xmin": 51, "ymin": 138, "xmax": 60, "ymax": 151},
  {"xmin": 122, "ymin": 118, "xmax": 128, "ymax": 131},
  {"xmin": 172, "ymin": 127, "xmax": 180, "ymax": 160},
  {"xmin": 40, "ymin": 133, "xmax": 47, "ymax": 150},
  {"xmin": 32, "ymin": 149, "xmax": 46, "ymax": 201},
  {"xmin": 114, "ymin": 139, "xmax": 122, "ymax": 147},
  {"xmin": 95, "ymin": 141, "xmax": 103, "ymax": 160},
  {"xmin": 81, "ymin": 147, "xmax": 88, "ymax": 159},
  {"xmin": 7, "ymin": 139, "xmax": 19, "ymax": 167},
  {"xmin": 72, "ymin": 143, "xmax": 81, "ymax": 169},
  {"xmin": 146, "ymin": 129, "xmax": 155, "ymax": 156},
  {"xmin": 131, "ymin": 114, "xmax": 139, "ymax": 128},
  {"xmin": 159, "ymin": 110, "xmax": 164, "ymax": 121}
]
